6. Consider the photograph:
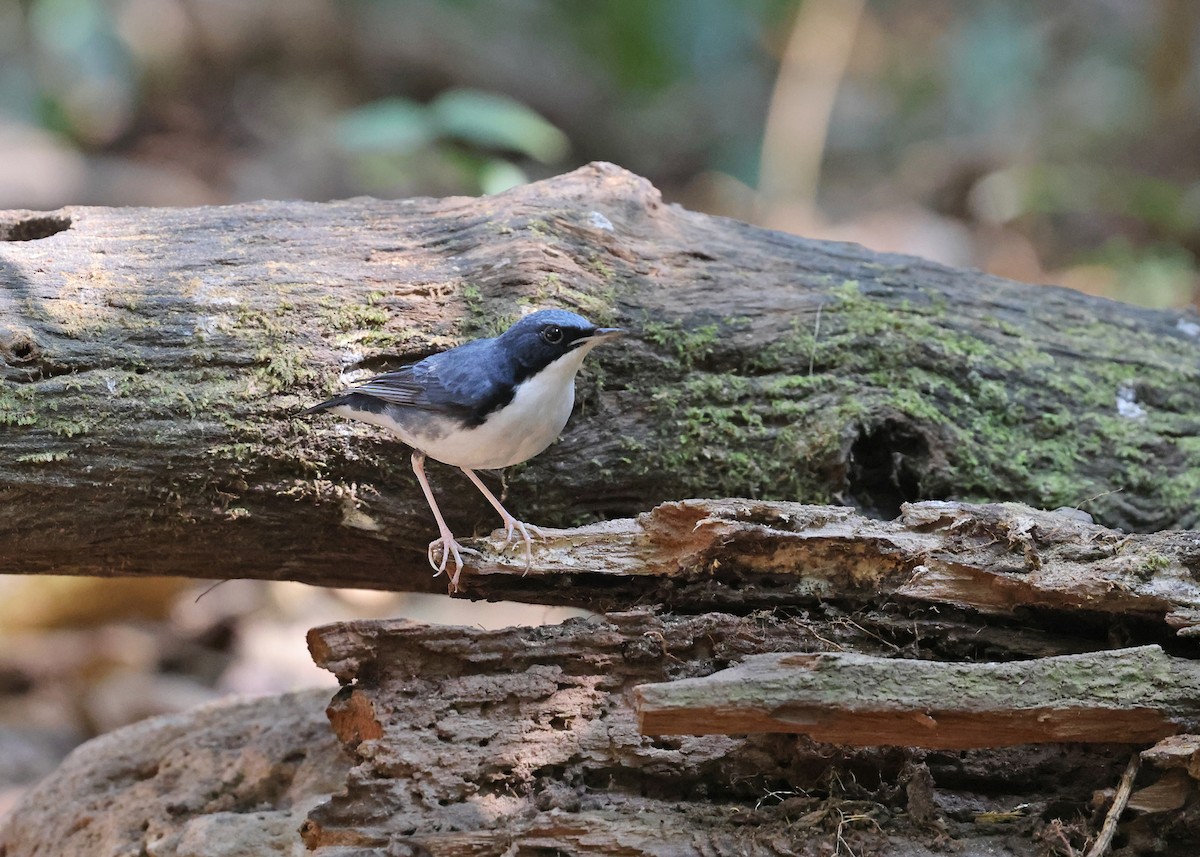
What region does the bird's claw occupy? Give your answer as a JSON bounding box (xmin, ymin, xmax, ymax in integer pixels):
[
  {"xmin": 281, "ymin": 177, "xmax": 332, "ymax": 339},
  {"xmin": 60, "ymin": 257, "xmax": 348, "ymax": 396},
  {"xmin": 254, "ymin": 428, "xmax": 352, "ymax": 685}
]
[
  {"xmin": 498, "ymin": 517, "xmax": 543, "ymax": 576},
  {"xmin": 427, "ymin": 537, "xmax": 480, "ymax": 592}
]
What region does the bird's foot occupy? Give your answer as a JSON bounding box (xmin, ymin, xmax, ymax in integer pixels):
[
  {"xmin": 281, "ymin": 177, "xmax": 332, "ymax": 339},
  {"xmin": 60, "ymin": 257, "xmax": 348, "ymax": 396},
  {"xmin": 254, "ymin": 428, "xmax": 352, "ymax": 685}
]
[
  {"xmin": 427, "ymin": 536, "xmax": 481, "ymax": 592},
  {"xmin": 499, "ymin": 517, "xmax": 544, "ymax": 575}
]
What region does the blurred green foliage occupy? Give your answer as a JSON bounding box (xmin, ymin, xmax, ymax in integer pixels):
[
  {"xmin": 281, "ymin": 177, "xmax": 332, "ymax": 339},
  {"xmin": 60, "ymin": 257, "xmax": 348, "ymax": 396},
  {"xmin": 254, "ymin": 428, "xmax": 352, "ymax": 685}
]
[{"xmin": 336, "ymin": 89, "xmax": 569, "ymax": 194}]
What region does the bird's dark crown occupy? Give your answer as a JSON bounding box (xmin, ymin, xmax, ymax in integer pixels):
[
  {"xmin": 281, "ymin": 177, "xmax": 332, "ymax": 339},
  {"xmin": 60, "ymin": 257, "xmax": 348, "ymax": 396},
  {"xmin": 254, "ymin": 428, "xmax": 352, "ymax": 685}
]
[{"xmin": 494, "ymin": 309, "xmax": 600, "ymax": 372}]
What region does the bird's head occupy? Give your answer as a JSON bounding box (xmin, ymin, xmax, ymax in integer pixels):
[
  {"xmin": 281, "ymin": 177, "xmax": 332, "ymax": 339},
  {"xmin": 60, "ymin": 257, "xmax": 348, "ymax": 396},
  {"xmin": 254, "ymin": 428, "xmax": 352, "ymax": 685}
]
[{"xmin": 496, "ymin": 308, "xmax": 624, "ymax": 375}]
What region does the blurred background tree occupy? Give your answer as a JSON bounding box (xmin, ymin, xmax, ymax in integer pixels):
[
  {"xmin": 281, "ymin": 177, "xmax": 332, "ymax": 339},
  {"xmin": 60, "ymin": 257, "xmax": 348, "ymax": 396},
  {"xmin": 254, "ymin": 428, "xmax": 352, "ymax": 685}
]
[
  {"xmin": 1, "ymin": 0, "xmax": 1196, "ymax": 306},
  {"xmin": 2, "ymin": 0, "xmax": 1198, "ymax": 822}
]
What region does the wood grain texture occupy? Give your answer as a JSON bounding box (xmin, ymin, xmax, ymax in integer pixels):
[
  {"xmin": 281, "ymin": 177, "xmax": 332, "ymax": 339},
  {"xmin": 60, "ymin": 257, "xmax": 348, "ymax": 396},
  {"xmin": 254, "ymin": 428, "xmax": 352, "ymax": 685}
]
[
  {"xmin": 300, "ymin": 611, "xmax": 1167, "ymax": 855},
  {"xmin": 1, "ymin": 163, "xmax": 1198, "ymax": 588},
  {"xmin": 457, "ymin": 498, "xmax": 1200, "ymax": 631},
  {"xmin": 635, "ymin": 646, "xmax": 1200, "ymax": 747}
]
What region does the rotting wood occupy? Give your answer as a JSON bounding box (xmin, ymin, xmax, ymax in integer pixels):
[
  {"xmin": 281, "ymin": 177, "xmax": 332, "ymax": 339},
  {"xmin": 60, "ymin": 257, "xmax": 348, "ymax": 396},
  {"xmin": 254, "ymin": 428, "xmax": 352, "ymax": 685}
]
[
  {"xmin": 2, "ymin": 163, "xmax": 1198, "ymax": 588},
  {"xmin": 1142, "ymin": 734, "xmax": 1200, "ymax": 779},
  {"xmin": 300, "ymin": 610, "xmax": 1161, "ymax": 856},
  {"xmin": 4, "ymin": 607, "xmax": 1197, "ymax": 855},
  {"xmin": 457, "ymin": 498, "xmax": 1200, "ymax": 636},
  {"xmin": 0, "ymin": 688, "xmax": 348, "ymax": 857},
  {"xmin": 633, "ymin": 646, "xmax": 1200, "ymax": 747}
]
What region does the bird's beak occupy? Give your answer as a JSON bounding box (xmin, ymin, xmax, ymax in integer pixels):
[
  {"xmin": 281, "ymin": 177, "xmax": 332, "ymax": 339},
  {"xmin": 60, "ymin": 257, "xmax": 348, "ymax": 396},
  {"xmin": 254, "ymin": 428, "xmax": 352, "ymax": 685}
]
[{"xmin": 584, "ymin": 327, "xmax": 625, "ymax": 344}]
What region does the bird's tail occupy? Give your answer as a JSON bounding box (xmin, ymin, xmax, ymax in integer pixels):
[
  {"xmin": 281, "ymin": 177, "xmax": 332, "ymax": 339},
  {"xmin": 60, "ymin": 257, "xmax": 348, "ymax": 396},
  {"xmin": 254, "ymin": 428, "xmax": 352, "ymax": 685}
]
[{"xmin": 297, "ymin": 394, "xmax": 349, "ymax": 416}]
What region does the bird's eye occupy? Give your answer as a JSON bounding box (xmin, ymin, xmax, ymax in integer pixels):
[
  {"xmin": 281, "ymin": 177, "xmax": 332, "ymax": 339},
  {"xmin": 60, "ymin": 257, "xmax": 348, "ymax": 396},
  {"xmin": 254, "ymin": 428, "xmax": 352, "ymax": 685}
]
[{"xmin": 542, "ymin": 325, "xmax": 564, "ymax": 344}]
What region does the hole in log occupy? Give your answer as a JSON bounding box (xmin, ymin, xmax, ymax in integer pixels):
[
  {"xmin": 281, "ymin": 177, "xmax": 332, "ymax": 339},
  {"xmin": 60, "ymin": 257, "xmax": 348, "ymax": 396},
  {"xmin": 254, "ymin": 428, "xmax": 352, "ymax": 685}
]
[
  {"xmin": 2, "ymin": 333, "xmax": 39, "ymax": 364},
  {"xmin": 11, "ymin": 339, "xmax": 36, "ymax": 361},
  {"xmin": 0, "ymin": 214, "xmax": 71, "ymax": 241},
  {"xmin": 846, "ymin": 416, "xmax": 934, "ymax": 519}
]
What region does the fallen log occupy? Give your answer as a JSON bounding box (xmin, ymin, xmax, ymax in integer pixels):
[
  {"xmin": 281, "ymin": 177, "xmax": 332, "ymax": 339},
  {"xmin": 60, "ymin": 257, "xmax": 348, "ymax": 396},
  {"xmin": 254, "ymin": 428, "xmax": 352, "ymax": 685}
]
[
  {"xmin": 3, "ymin": 164, "xmax": 1199, "ymax": 854},
  {"xmin": 6, "ymin": 607, "xmax": 1200, "ymax": 855},
  {"xmin": 2, "ymin": 163, "xmax": 1197, "ymax": 588}
]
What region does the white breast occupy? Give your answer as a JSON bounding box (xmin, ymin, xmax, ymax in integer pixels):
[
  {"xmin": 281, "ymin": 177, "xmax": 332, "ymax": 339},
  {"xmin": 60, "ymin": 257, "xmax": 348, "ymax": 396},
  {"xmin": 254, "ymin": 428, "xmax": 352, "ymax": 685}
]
[{"xmin": 337, "ymin": 345, "xmax": 594, "ymax": 470}]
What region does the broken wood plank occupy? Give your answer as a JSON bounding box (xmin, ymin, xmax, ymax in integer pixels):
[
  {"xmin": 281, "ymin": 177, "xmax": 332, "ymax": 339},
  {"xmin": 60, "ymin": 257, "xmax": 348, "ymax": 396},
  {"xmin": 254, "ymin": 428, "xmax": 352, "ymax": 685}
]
[
  {"xmin": 635, "ymin": 645, "xmax": 1200, "ymax": 748},
  {"xmin": 304, "ymin": 610, "xmax": 871, "ymax": 852}
]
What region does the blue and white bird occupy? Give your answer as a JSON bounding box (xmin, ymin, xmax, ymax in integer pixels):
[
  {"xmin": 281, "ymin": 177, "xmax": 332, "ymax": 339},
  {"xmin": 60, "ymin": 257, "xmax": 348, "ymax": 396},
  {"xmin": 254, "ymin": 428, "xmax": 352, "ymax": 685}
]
[{"xmin": 303, "ymin": 308, "xmax": 623, "ymax": 590}]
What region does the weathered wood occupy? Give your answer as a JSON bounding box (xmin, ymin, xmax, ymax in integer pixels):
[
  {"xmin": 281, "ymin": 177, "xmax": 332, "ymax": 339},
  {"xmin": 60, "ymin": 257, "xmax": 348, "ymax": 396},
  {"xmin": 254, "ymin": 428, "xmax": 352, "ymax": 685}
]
[
  {"xmin": 1088, "ymin": 755, "xmax": 1141, "ymax": 857},
  {"xmin": 1142, "ymin": 734, "xmax": 1200, "ymax": 778},
  {"xmin": 634, "ymin": 646, "xmax": 1200, "ymax": 747},
  {"xmin": 5, "ymin": 618, "xmax": 1192, "ymax": 856},
  {"xmin": 2, "ymin": 163, "xmax": 1197, "ymax": 587},
  {"xmin": 0, "ymin": 688, "xmax": 347, "ymax": 857},
  {"xmin": 299, "ymin": 611, "xmax": 1158, "ymax": 856},
  {"xmin": 457, "ymin": 498, "xmax": 1200, "ymax": 640}
]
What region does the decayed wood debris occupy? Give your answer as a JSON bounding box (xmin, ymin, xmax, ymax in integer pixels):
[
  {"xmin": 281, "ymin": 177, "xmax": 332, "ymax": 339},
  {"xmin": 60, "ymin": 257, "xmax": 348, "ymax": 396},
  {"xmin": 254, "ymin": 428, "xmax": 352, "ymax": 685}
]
[
  {"xmin": 460, "ymin": 497, "xmax": 1200, "ymax": 634},
  {"xmin": 302, "ymin": 610, "xmax": 1200, "ymax": 856},
  {"xmin": 293, "ymin": 496, "xmax": 1200, "ymax": 853},
  {"xmin": 0, "ymin": 689, "xmax": 348, "ymax": 857}
]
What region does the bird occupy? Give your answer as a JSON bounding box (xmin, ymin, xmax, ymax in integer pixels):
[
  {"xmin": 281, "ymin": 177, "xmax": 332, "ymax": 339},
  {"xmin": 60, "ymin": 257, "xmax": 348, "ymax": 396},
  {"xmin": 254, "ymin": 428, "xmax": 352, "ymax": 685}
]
[{"xmin": 302, "ymin": 308, "xmax": 624, "ymax": 590}]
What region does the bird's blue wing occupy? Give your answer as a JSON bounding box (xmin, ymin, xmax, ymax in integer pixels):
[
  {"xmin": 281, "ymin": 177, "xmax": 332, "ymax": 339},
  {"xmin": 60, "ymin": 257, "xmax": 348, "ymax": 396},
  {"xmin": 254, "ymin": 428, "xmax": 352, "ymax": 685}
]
[
  {"xmin": 349, "ymin": 363, "xmax": 433, "ymax": 408},
  {"xmin": 337, "ymin": 340, "xmax": 516, "ymax": 426}
]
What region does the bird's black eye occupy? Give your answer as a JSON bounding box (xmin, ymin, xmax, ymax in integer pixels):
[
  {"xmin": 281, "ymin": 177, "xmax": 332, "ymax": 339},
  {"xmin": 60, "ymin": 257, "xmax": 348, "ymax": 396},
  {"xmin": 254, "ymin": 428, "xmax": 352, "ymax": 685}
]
[{"xmin": 542, "ymin": 325, "xmax": 564, "ymax": 345}]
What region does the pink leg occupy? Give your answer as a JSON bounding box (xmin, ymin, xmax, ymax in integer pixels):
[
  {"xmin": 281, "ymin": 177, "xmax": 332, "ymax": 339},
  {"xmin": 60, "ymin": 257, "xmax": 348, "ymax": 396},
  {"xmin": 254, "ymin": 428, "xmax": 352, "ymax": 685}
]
[
  {"xmin": 412, "ymin": 450, "xmax": 475, "ymax": 591},
  {"xmin": 460, "ymin": 468, "xmax": 543, "ymax": 572}
]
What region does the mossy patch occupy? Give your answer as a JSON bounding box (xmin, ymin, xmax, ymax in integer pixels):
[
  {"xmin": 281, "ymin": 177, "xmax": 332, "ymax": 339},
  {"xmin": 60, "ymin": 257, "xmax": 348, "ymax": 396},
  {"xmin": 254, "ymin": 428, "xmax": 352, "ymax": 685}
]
[
  {"xmin": 620, "ymin": 280, "xmax": 1199, "ymax": 527},
  {"xmin": 642, "ymin": 320, "xmax": 720, "ymax": 370},
  {"xmin": 0, "ymin": 383, "xmax": 38, "ymax": 426},
  {"xmin": 615, "ymin": 311, "xmax": 855, "ymax": 504},
  {"xmin": 16, "ymin": 450, "xmax": 70, "ymax": 463},
  {"xmin": 318, "ymin": 291, "xmax": 389, "ymax": 332}
]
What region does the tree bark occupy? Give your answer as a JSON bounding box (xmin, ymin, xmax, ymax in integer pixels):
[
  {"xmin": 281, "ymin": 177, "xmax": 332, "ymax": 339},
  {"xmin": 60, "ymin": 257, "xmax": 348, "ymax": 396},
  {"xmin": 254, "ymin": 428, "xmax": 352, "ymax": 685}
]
[
  {"xmin": 1, "ymin": 163, "xmax": 1197, "ymax": 588},
  {"xmin": 7, "ymin": 608, "xmax": 1200, "ymax": 856},
  {"xmin": 297, "ymin": 612, "xmax": 1200, "ymax": 856},
  {"xmin": 301, "ymin": 611, "xmax": 954, "ymax": 854},
  {"xmin": 286, "ymin": 496, "xmax": 1200, "ymax": 853},
  {"xmin": 0, "ymin": 688, "xmax": 348, "ymax": 857}
]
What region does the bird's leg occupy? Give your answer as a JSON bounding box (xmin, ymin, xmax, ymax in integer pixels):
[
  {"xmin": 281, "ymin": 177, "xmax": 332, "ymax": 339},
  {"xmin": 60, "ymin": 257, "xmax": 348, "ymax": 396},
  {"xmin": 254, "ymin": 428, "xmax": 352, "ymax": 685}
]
[
  {"xmin": 411, "ymin": 450, "xmax": 477, "ymax": 591},
  {"xmin": 460, "ymin": 468, "xmax": 543, "ymax": 573}
]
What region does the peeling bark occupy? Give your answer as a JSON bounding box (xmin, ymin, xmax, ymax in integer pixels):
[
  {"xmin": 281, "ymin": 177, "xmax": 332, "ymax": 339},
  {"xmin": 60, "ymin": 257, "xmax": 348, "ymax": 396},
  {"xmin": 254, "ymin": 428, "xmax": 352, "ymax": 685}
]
[
  {"xmin": 287, "ymin": 494, "xmax": 1200, "ymax": 854},
  {"xmin": 301, "ymin": 611, "xmax": 944, "ymax": 853},
  {"xmin": 459, "ymin": 499, "xmax": 1200, "ymax": 639}
]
